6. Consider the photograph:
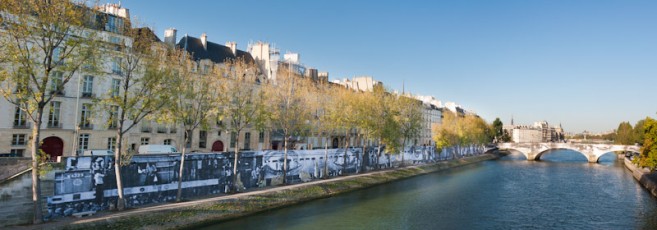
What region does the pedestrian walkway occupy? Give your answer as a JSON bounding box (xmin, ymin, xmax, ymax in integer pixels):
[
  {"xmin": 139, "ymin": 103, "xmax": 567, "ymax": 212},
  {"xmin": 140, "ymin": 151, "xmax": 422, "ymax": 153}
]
[{"xmin": 20, "ymin": 164, "xmax": 422, "ymax": 230}]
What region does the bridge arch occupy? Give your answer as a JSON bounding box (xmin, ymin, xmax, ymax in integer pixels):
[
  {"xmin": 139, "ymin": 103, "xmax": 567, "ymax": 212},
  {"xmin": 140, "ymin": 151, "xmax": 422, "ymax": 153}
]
[
  {"xmin": 534, "ymin": 148, "xmax": 590, "ymax": 162},
  {"xmin": 590, "ymin": 149, "xmax": 641, "ymax": 163},
  {"xmin": 498, "ymin": 147, "xmax": 529, "ymax": 160}
]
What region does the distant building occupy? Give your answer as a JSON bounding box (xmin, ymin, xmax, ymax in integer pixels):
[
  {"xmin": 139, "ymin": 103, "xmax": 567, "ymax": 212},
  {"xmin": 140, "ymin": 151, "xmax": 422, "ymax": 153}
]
[
  {"xmin": 331, "ymin": 76, "xmax": 381, "ymax": 92},
  {"xmin": 505, "ymin": 120, "xmax": 565, "ymax": 143}
]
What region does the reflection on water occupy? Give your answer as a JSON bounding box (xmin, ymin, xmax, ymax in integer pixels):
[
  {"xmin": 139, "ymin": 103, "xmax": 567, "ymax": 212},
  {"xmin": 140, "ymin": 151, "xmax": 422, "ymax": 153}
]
[{"xmin": 203, "ymin": 150, "xmax": 657, "ymax": 230}]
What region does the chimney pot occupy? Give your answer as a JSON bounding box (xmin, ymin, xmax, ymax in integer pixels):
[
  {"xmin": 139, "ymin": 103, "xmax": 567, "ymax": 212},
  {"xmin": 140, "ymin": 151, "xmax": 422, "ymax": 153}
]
[
  {"xmin": 201, "ymin": 33, "xmax": 208, "ymax": 50},
  {"xmin": 164, "ymin": 28, "xmax": 177, "ymax": 47}
]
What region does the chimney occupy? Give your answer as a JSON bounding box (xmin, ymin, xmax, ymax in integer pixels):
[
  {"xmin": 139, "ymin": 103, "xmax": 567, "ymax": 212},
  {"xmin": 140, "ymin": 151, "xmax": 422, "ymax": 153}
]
[
  {"xmin": 164, "ymin": 28, "xmax": 177, "ymax": 47},
  {"xmin": 225, "ymin": 41, "xmax": 237, "ymax": 55},
  {"xmin": 200, "ymin": 33, "xmax": 207, "ymax": 50}
]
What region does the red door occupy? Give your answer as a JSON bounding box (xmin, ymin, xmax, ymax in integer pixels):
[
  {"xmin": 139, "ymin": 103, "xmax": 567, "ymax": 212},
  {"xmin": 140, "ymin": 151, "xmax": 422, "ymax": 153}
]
[
  {"xmin": 211, "ymin": 141, "xmax": 224, "ymax": 152},
  {"xmin": 41, "ymin": 136, "xmax": 64, "ymax": 161}
]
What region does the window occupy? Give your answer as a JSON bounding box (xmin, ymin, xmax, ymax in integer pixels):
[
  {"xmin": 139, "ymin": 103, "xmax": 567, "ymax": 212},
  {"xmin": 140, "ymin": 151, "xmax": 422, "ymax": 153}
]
[
  {"xmin": 82, "ymin": 75, "xmax": 93, "ymax": 97},
  {"xmin": 112, "ymin": 57, "xmax": 122, "ymax": 75},
  {"xmin": 230, "ymin": 132, "xmax": 237, "ymax": 148},
  {"xmin": 140, "ymin": 137, "xmax": 150, "ymax": 145},
  {"xmin": 78, "ymin": 134, "xmax": 90, "ymax": 153},
  {"xmin": 110, "ymin": 36, "xmax": 122, "ymax": 44},
  {"xmin": 13, "ymin": 106, "xmax": 27, "ymax": 128},
  {"xmin": 105, "ymin": 15, "xmax": 124, "ymax": 33},
  {"xmin": 141, "ymin": 121, "xmax": 152, "ymax": 133},
  {"xmin": 53, "ymin": 47, "xmax": 62, "ymax": 64},
  {"xmin": 199, "ymin": 130, "xmax": 207, "ymax": 148},
  {"xmin": 244, "ymin": 132, "xmax": 251, "ymax": 150},
  {"xmin": 80, "ymin": 103, "xmax": 92, "ymax": 129},
  {"xmin": 10, "ymin": 149, "xmax": 24, "ymax": 157},
  {"xmin": 49, "ymin": 71, "xmax": 64, "ymax": 95},
  {"xmin": 107, "ymin": 137, "xmax": 116, "ymax": 151},
  {"xmin": 108, "ymin": 105, "xmax": 118, "ymax": 129},
  {"xmin": 157, "ymin": 124, "xmax": 167, "ymax": 133},
  {"xmin": 259, "ymin": 131, "xmax": 265, "ymax": 143},
  {"xmin": 164, "ymin": 139, "xmax": 172, "ymax": 146},
  {"xmin": 48, "ymin": 101, "xmax": 61, "ymax": 128},
  {"xmin": 111, "ymin": 79, "xmax": 121, "ymax": 97},
  {"xmin": 11, "ymin": 134, "xmax": 26, "ymax": 146}
]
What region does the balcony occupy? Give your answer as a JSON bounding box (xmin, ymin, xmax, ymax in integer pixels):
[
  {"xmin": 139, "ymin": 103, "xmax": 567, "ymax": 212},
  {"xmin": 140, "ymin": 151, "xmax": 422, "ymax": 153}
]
[
  {"xmin": 13, "ymin": 122, "xmax": 31, "ymax": 129},
  {"xmin": 81, "ymin": 92, "xmax": 94, "ymax": 98},
  {"xmin": 47, "ymin": 122, "xmax": 62, "ymax": 129},
  {"xmin": 170, "ymin": 127, "xmax": 177, "ymax": 134},
  {"xmin": 49, "ymin": 90, "xmax": 65, "ymax": 96},
  {"xmin": 157, "ymin": 126, "xmax": 168, "ymax": 133},
  {"xmin": 80, "ymin": 123, "xmax": 93, "ymax": 130},
  {"xmin": 141, "ymin": 126, "xmax": 152, "ymax": 133}
]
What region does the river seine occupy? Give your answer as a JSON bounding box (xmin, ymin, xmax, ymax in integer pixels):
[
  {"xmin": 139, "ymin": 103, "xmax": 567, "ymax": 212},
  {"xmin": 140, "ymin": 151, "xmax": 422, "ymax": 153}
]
[{"xmin": 204, "ymin": 150, "xmax": 657, "ymax": 229}]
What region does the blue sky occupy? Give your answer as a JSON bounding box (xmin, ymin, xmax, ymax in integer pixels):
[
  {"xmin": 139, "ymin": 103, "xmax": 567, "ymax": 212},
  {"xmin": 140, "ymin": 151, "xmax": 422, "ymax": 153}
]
[{"xmin": 116, "ymin": 0, "xmax": 657, "ymax": 133}]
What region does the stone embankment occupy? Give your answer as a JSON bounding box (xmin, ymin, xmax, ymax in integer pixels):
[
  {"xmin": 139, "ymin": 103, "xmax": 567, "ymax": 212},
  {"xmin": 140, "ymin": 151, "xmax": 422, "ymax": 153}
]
[
  {"xmin": 19, "ymin": 153, "xmax": 499, "ymax": 230},
  {"xmin": 624, "ymin": 158, "xmax": 657, "ymax": 198}
]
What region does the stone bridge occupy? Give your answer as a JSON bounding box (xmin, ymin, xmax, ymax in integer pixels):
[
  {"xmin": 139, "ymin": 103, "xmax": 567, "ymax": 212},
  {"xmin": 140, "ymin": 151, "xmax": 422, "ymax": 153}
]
[{"xmin": 497, "ymin": 142, "xmax": 641, "ymax": 163}]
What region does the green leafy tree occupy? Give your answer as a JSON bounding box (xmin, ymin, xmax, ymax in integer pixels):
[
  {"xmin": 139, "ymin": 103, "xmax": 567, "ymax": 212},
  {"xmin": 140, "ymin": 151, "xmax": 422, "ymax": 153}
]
[
  {"xmin": 0, "ymin": 0, "xmax": 100, "ymax": 223},
  {"xmin": 492, "ymin": 118, "xmax": 505, "ymax": 143},
  {"xmin": 615, "ymin": 121, "xmax": 634, "ymax": 145},
  {"xmin": 633, "ymin": 119, "xmax": 646, "ymax": 146},
  {"xmin": 638, "ymin": 117, "xmax": 657, "ymax": 170}
]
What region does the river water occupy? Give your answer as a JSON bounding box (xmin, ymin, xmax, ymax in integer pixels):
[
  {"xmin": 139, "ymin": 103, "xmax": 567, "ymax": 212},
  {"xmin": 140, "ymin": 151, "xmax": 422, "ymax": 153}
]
[{"xmin": 203, "ymin": 150, "xmax": 657, "ymax": 230}]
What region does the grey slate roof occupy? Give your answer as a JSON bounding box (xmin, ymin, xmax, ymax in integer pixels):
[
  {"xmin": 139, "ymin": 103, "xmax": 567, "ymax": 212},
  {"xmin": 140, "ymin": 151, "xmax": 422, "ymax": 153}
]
[{"xmin": 176, "ymin": 36, "xmax": 254, "ymax": 64}]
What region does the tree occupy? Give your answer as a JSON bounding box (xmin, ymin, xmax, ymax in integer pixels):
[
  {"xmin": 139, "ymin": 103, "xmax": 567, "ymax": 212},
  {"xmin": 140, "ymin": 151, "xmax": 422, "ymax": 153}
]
[
  {"xmin": 638, "ymin": 117, "xmax": 657, "ymax": 170},
  {"xmin": 433, "ymin": 111, "xmax": 492, "ymax": 157},
  {"xmin": 306, "ymin": 81, "xmax": 336, "ymax": 178},
  {"xmin": 358, "ymin": 85, "xmax": 398, "ymax": 168},
  {"xmin": 633, "ymin": 119, "xmax": 646, "ymax": 146},
  {"xmin": 219, "ymin": 58, "xmax": 267, "ymax": 192},
  {"xmin": 97, "ymin": 27, "xmax": 172, "ymax": 210},
  {"xmin": 163, "ymin": 48, "xmax": 221, "ymax": 200},
  {"xmin": 432, "ymin": 111, "xmax": 460, "ymax": 150},
  {"xmin": 616, "ymin": 121, "xmax": 634, "ymax": 145},
  {"xmin": 325, "ymin": 86, "xmax": 361, "ymax": 174},
  {"xmin": 395, "ymin": 95, "xmax": 423, "ymax": 165},
  {"xmin": 492, "ymin": 118, "xmax": 504, "ymax": 143},
  {"xmin": 0, "ymin": 0, "xmax": 100, "ymax": 223},
  {"xmin": 263, "ymin": 69, "xmax": 313, "ymax": 184}
]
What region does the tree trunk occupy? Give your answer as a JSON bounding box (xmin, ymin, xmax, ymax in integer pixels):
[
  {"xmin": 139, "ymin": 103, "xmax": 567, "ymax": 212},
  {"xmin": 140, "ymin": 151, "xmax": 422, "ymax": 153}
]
[
  {"xmin": 361, "ymin": 134, "xmax": 367, "ymax": 172},
  {"xmin": 343, "ymin": 130, "xmax": 349, "ymax": 176},
  {"xmin": 114, "ymin": 131, "xmax": 126, "ymax": 211},
  {"xmin": 283, "ymin": 135, "xmax": 288, "ymax": 184},
  {"xmin": 324, "ymin": 137, "xmax": 328, "ymax": 179},
  {"xmin": 176, "ymin": 134, "xmax": 187, "ymax": 202},
  {"xmin": 30, "ymin": 112, "xmax": 43, "ymax": 224},
  {"xmin": 377, "ymin": 138, "xmax": 382, "ymax": 169},
  {"xmin": 232, "ymin": 136, "xmax": 240, "ymax": 192},
  {"xmin": 401, "ymin": 138, "xmax": 406, "ymax": 167}
]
